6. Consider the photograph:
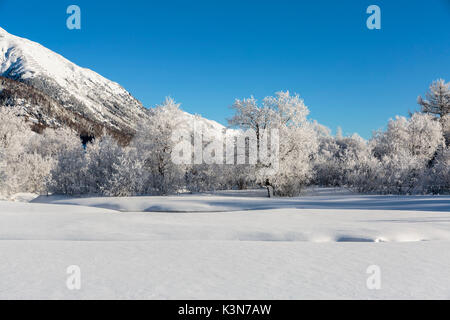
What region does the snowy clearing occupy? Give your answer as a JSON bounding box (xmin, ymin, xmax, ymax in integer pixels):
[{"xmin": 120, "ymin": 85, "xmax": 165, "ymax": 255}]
[
  {"xmin": 30, "ymin": 189, "xmax": 450, "ymax": 213},
  {"xmin": 1, "ymin": 191, "xmax": 450, "ymax": 299}
]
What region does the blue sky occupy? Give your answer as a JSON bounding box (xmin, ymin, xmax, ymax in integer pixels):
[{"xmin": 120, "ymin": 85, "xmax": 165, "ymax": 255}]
[{"xmin": 0, "ymin": 0, "xmax": 449, "ymax": 138}]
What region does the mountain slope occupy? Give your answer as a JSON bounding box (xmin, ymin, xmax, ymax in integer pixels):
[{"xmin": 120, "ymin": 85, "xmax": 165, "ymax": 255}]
[
  {"xmin": 0, "ymin": 27, "xmax": 148, "ymax": 135},
  {"xmin": 0, "ymin": 76, "xmax": 133, "ymax": 142},
  {"xmin": 0, "ymin": 26, "xmax": 230, "ymax": 142}
]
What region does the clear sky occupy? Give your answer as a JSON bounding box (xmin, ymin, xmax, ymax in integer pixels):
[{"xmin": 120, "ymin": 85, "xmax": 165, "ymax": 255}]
[{"xmin": 0, "ymin": 0, "xmax": 449, "ymax": 138}]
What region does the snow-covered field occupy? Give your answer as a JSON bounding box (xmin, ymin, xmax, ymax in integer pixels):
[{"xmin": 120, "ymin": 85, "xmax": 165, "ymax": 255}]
[{"xmin": 1, "ymin": 189, "xmax": 450, "ymax": 299}]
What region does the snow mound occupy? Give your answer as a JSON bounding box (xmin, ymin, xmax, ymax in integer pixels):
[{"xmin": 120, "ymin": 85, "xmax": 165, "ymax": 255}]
[{"xmin": 9, "ymin": 193, "xmax": 39, "ymax": 202}]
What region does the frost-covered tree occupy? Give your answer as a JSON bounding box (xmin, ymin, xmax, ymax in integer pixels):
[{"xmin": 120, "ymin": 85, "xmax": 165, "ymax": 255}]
[
  {"xmin": 370, "ymin": 113, "xmax": 444, "ymax": 194},
  {"xmin": 132, "ymin": 97, "xmax": 185, "ymax": 195},
  {"xmin": 442, "ymin": 114, "xmax": 450, "ymax": 146},
  {"xmin": 228, "ymin": 96, "xmax": 274, "ymax": 187},
  {"xmin": 372, "ymin": 113, "xmax": 444, "ymax": 161},
  {"xmin": 229, "ymin": 91, "xmax": 317, "ymax": 196},
  {"xmin": 426, "ymin": 147, "xmax": 449, "ymax": 194},
  {"xmin": 408, "ymin": 113, "xmax": 444, "ymax": 160},
  {"xmin": 314, "ymin": 130, "xmax": 374, "ymax": 188},
  {"xmin": 229, "ymin": 91, "xmax": 310, "ymax": 153},
  {"xmin": 263, "ymin": 91, "xmax": 310, "ymax": 127},
  {"xmin": 19, "ymin": 152, "xmax": 53, "ymax": 195},
  {"xmin": 418, "ymin": 79, "xmax": 450, "ymax": 146},
  {"xmin": 0, "ymin": 107, "xmax": 38, "ymax": 195},
  {"xmin": 269, "ymin": 123, "xmax": 318, "ymax": 196},
  {"xmin": 228, "ymin": 96, "xmax": 275, "ymax": 152},
  {"xmin": 418, "ymin": 79, "xmax": 450, "ymax": 119}
]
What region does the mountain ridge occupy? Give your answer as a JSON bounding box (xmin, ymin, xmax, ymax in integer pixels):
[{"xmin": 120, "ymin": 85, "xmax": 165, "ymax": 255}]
[
  {"xmin": 0, "ymin": 26, "xmax": 148, "ymax": 136},
  {"xmin": 0, "ymin": 26, "xmax": 228, "ymax": 142}
]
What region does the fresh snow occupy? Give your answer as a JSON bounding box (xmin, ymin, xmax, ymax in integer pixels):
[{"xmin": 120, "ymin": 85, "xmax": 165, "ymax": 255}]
[{"xmin": 1, "ymin": 190, "xmax": 450, "ymax": 299}]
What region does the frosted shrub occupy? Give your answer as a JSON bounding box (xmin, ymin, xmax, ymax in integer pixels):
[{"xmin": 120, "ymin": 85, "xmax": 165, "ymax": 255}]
[
  {"xmin": 186, "ymin": 164, "xmax": 225, "ymax": 193},
  {"xmin": 313, "ymin": 136, "xmax": 342, "ymax": 186},
  {"xmin": 85, "ymin": 134, "xmax": 124, "ymax": 194},
  {"xmin": 102, "ymin": 148, "xmax": 148, "ymax": 197},
  {"xmin": 48, "ymin": 128, "xmax": 88, "ymax": 195},
  {"xmin": 346, "ymin": 152, "xmax": 382, "ymax": 193},
  {"xmin": 379, "ymin": 151, "xmax": 426, "ymax": 194}
]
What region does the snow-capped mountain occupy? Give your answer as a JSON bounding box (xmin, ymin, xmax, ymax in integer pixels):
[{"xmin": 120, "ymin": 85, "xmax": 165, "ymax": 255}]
[
  {"xmin": 0, "ymin": 76, "xmax": 106, "ymax": 138},
  {"xmin": 0, "ymin": 26, "xmax": 230, "ymax": 141},
  {"xmin": 0, "ymin": 26, "xmax": 148, "ymax": 135}
]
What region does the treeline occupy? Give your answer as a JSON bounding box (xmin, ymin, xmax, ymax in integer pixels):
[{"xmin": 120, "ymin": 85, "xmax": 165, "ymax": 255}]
[{"xmin": 0, "ymin": 80, "xmax": 448, "ymax": 197}]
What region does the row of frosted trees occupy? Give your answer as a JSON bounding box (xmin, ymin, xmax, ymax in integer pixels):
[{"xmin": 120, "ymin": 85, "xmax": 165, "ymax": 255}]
[{"xmin": 0, "ymin": 80, "xmax": 448, "ymax": 197}]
